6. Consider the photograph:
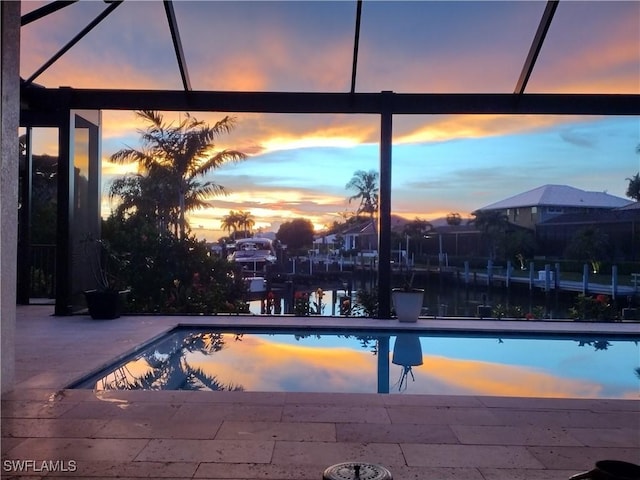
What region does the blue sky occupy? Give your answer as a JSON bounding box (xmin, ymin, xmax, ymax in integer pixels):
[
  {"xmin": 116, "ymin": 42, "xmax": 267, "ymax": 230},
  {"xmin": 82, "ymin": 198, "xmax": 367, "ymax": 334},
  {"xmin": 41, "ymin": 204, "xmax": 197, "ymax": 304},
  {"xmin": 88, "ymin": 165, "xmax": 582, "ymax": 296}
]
[{"xmin": 20, "ymin": 1, "xmax": 640, "ymax": 241}]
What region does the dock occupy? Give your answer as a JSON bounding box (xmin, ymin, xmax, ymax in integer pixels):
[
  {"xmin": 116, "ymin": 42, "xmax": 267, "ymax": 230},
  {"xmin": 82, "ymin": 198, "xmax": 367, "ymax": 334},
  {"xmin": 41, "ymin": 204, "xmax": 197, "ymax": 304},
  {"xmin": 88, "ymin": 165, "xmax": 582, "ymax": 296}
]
[{"xmin": 450, "ymin": 268, "xmax": 638, "ymax": 298}]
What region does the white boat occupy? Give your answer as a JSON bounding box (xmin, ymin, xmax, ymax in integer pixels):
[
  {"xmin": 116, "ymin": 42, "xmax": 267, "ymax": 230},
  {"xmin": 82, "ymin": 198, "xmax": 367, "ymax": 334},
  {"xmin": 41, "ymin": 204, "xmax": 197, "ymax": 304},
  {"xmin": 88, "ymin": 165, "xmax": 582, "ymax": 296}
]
[
  {"xmin": 245, "ymin": 276, "xmax": 266, "ymax": 293},
  {"xmin": 227, "ymin": 238, "xmax": 278, "ymax": 271}
]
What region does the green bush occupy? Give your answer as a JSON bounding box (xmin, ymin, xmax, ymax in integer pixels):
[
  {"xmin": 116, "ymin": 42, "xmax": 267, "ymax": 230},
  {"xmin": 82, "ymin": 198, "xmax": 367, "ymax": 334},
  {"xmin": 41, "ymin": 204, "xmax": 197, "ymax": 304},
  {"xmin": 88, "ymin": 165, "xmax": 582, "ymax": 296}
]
[
  {"xmin": 492, "ymin": 304, "xmax": 525, "ymax": 319},
  {"xmin": 351, "ymin": 288, "xmax": 378, "ymax": 317},
  {"xmin": 568, "ymin": 294, "xmax": 618, "ymax": 322}
]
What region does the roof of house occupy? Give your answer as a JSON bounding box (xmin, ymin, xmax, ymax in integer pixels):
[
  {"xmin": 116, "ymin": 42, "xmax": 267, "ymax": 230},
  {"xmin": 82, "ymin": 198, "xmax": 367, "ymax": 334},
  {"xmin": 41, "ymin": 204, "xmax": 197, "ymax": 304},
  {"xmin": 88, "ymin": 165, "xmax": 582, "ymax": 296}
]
[
  {"xmin": 617, "ymin": 201, "xmax": 640, "ymax": 210},
  {"xmin": 336, "ymin": 215, "xmax": 410, "ymax": 236},
  {"xmin": 340, "ymin": 220, "xmax": 375, "ymax": 236},
  {"xmin": 477, "ymin": 184, "xmax": 632, "ymax": 211}
]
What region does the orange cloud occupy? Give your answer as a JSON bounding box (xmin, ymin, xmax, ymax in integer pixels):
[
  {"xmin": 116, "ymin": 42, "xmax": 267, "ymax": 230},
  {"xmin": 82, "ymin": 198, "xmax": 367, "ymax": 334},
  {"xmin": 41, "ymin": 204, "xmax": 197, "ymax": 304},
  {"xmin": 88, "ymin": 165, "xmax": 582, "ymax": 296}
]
[
  {"xmin": 530, "ymin": 7, "xmax": 639, "ymax": 94},
  {"xmin": 294, "ymin": 36, "xmax": 354, "ymax": 92},
  {"xmin": 231, "ymin": 114, "xmax": 378, "ymax": 156},
  {"xmin": 101, "ymin": 160, "xmax": 137, "ymax": 178},
  {"xmin": 199, "ymin": 53, "xmax": 268, "ymax": 92},
  {"xmin": 21, "ymin": 127, "xmax": 59, "ymax": 156},
  {"xmin": 101, "ymin": 111, "xmax": 150, "ymax": 141},
  {"xmin": 219, "ymin": 189, "xmax": 344, "ymax": 207},
  {"xmin": 187, "ymin": 198, "xmax": 342, "ymax": 240},
  {"xmin": 394, "ymin": 114, "xmax": 573, "ymax": 145}
]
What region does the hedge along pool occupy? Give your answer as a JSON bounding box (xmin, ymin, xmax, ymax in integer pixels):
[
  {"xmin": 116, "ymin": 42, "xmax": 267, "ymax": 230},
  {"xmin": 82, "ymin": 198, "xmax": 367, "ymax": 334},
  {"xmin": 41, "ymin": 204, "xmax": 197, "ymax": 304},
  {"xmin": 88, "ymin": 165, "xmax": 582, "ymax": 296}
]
[{"xmin": 70, "ymin": 327, "xmax": 640, "ymax": 399}]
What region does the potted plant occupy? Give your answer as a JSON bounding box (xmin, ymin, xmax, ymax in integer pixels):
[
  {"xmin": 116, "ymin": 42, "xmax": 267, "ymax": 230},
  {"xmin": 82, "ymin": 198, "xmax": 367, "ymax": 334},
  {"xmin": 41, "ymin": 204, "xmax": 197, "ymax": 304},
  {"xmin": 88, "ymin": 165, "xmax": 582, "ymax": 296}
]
[
  {"xmin": 82, "ymin": 235, "xmax": 129, "ymax": 319},
  {"xmin": 392, "ymin": 271, "xmax": 424, "ymax": 322}
]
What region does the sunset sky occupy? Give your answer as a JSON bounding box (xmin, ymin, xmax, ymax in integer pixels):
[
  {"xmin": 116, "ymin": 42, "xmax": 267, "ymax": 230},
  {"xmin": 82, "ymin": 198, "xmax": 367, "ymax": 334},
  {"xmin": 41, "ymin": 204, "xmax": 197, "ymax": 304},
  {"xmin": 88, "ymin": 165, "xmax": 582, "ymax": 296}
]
[{"xmin": 20, "ymin": 1, "xmax": 640, "ymax": 241}]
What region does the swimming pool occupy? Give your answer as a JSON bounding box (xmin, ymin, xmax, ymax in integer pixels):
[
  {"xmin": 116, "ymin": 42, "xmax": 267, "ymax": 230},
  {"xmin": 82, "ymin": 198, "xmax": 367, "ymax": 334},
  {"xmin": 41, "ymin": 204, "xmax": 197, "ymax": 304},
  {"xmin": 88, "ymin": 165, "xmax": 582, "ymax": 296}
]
[{"xmin": 71, "ymin": 327, "xmax": 639, "ymax": 399}]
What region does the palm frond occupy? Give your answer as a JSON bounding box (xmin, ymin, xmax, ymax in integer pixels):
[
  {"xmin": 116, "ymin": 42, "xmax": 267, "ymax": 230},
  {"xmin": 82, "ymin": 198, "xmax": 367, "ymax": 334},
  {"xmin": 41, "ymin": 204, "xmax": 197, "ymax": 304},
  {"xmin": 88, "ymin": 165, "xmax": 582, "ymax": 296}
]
[{"xmin": 191, "ymin": 150, "xmax": 247, "ymax": 177}]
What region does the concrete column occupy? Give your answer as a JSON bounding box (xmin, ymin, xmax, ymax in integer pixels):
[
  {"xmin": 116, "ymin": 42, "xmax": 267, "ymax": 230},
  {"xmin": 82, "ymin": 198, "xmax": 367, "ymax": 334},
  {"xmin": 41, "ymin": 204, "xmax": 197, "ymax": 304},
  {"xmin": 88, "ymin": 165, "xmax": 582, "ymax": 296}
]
[{"xmin": 1, "ymin": 0, "xmax": 20, "ymax": 393}]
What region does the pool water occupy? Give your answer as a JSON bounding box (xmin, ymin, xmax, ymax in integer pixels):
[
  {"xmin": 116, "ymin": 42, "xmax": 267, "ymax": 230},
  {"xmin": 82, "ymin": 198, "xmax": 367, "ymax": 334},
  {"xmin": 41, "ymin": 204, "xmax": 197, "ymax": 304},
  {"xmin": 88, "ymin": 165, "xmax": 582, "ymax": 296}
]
[{"xmin": 72, "ymin": 327, "xmax": 640, "ymax": 399}]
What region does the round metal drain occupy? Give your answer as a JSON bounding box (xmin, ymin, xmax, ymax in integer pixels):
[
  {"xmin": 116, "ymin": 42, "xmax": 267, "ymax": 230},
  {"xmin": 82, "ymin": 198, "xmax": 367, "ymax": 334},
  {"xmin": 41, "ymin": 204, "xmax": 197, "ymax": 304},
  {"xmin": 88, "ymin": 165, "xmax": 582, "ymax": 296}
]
[{"xmin": 323, "ymin": 462, "xmax": 392, "ymax": 480}]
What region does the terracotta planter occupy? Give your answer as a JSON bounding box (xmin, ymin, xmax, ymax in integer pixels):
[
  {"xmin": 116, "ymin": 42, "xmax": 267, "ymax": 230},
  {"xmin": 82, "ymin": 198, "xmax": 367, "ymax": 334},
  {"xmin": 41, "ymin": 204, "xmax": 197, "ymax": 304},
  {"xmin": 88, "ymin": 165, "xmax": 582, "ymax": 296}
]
[{"xmin": 392, "ymin": 289, "xmax": 424, "ymax": 322}]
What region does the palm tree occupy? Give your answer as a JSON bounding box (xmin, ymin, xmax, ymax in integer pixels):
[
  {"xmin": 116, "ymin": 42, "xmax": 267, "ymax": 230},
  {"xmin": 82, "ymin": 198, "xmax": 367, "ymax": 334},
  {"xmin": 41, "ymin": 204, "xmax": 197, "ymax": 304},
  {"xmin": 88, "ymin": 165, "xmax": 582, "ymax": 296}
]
[
  {"xmin": 221, "ymin": 210, "xmax": 241, "ymax": 239},
  {"xmin": 346, "ymin": 170, "xmax": 379, "ymax": 236},
  {"xmin": 110, "ymin": 110, "xmax": 246, "ymax": 239},
  {"xmin": 236, "ymin": 210, "xmax": 255, "ymax": 238}
]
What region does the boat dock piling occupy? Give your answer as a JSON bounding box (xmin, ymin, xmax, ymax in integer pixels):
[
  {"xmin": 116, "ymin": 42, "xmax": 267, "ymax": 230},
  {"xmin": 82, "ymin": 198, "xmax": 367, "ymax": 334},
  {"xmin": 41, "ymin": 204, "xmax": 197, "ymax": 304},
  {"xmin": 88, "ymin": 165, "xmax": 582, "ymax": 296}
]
[{"xmin": 459, "ymin": 261, "xmax": 637, "ymax": 298}]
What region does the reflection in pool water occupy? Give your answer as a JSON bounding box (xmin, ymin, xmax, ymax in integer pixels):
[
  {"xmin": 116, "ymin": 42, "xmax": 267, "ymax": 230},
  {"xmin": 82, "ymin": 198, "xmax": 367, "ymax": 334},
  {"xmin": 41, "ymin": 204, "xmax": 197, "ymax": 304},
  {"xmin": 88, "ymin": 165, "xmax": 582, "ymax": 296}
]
[{"xmin": 72, "ymin": 328, "xmax": 639, "ymax": 399}]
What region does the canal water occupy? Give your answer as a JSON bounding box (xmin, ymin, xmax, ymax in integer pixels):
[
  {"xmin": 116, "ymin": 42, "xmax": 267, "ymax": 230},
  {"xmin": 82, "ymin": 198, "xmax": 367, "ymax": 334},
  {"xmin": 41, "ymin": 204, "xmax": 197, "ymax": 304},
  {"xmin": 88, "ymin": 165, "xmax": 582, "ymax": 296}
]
[{"xmin": 248, "ymin": 275, "xmax": 592, "ymax": 320}]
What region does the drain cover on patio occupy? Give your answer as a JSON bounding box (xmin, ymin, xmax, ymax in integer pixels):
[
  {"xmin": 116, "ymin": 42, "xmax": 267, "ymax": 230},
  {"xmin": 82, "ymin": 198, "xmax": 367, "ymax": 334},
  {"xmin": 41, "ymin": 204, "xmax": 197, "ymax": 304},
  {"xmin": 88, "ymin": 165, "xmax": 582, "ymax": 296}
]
[{"xmin": 323, "ymin": 462, "xmax": 392, "ymax": 480}]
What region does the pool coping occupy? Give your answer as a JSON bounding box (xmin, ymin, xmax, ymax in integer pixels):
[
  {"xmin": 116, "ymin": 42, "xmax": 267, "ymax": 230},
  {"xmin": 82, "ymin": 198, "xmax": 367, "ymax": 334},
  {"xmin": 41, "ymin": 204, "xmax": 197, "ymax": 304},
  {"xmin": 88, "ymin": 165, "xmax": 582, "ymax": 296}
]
[{"xmin": 168, "ymin": 314, "xmax": 640, "ymax": 334}]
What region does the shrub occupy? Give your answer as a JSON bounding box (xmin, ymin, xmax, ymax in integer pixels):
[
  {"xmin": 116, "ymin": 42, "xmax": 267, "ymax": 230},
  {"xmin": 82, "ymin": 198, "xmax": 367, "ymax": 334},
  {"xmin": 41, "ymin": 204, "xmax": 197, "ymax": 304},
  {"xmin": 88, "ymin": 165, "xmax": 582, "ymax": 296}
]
[
  {"xmin": 103, "ymin": 215, "xmax": 247, "ymax": 314},
  {"xmin": 351, "ymin": 288, "xmax": 378, "ymax": 317},
  {"xmin": 568, "ymin": 294, "xmax": 617, "ymax": 322}
]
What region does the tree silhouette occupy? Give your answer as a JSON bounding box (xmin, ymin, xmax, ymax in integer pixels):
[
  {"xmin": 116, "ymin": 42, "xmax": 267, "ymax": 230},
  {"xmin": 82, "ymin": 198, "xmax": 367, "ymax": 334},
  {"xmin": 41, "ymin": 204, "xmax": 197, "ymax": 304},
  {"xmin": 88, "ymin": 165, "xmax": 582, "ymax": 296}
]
[
  {"xmin": 446, "ymin": 212, "xmax": 462, "ymax": 226},
  {"xmin": 626, "ymin": 172, "xmax": 640, "ymax": 201},
  {"xmin": 276, "ymin": 218, "xmax": 315, "ymax": 253},
  {"xmin": 402, "ymin": 218, "xmax": 433, "ymax": 258},
  {"xmin": 564, "ymin": 226, "xmax": 610, "ymax": 273},
  {"xmin": 628, "ymin": 144, "xmax": 640, "ymax": 201},
  {"xmin": 236, "ymin": 210, "xmax": 255, "ymax": 238},
  {"xmin": 220, "ymin": 210, "xmax": 255, "ymax": 239},
  {"xmin": 109, "ymin": 169, "xmax": 177, "ymax": 232},
  {"xmin": 221, "ymin": 210, "xmax": 241, "ymax": 239},
  {"xmin": 468, "ymin": 210, "xmax": 510, "ymax": 260},
  {"xmin": 109, "ymin": 110, "xmax": 246, "ymax": 239},
  {"xmin": 346, "ymin": 170, "xmax": 379, "ymax": 221}
]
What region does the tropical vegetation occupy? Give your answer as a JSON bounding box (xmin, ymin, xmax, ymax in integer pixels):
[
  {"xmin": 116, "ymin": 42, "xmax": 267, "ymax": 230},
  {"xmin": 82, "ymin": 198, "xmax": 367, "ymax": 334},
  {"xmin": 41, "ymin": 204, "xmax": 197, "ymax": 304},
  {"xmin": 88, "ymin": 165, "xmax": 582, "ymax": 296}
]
[
  {"xmin": 109, "ymin": 110, "xmax": 246, "ymax": 239},
  {"xmin": 568, "ymin": 294, "xmax": 616, "ymax": 322},
  {"xmin": 346, "ymin": 169, "xmax": 379, "ymax": 223},
  {"xmin": 468, "ymin": 210, "xmax": 510, "ymax": 260},
  {"xmin": 103, "ymin": 111, "xmax": 248, "ymax": 313},
  {"xmin": 102, "ymin": 214, "xmax": 247, "ymax": 314},
  {"xmin": 624, "ymin": 144, "xmax": 640, "ymax": 201},
  {"xmin": 276, "ymin": 218, "xmax": 315, "ymax": 254},
  {"xmin": 221, "ymin": 210, "xmax": 256, "ymax": 239},
  {"xmin": 626, "ymin": 172, "xmax": 640, "ymax": 202},
  {"xmin": 564, "ymin": 226, "xmax": 610, "ymax": 274}
]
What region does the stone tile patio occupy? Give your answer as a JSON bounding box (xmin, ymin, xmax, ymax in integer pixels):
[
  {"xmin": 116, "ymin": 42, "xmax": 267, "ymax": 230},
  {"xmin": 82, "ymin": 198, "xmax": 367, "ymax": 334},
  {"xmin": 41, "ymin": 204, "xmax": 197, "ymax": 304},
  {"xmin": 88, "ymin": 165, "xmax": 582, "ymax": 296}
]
[{"xmin": 1, "ymin": 305, "xmax": 638, "ymax": 479}]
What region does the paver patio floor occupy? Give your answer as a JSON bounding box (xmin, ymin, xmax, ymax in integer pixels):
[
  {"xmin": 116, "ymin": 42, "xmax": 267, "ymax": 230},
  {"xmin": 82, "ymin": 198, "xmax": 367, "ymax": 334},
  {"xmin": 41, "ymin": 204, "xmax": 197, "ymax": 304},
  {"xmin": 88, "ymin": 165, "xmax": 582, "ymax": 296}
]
[{"xmin": 1, "ymin": 305, "xmax": 638, "ymax": 479}]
